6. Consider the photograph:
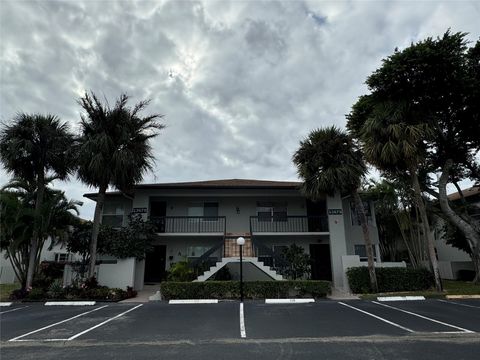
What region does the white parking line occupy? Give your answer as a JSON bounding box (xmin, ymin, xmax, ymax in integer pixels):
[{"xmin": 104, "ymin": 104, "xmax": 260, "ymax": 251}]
[
  {"xmin": 239, "ymin": 302, "xmax": 246, "ymax": 338},
  {"xmin": 338, "ymin": 302, "xmax": 414, "ymax": 333},
  {"xmin": 8, "ymin": 305, "xmax": 108, "ymax": 342},
  {"xmin": 437, "ymin": 299, "xmax": 480, "ymax": 309},
  {"xmin": 372, "ymin": 301, "xmax": 475, "ymax": 333},
  {"xmin": 0, "ymin": 306, "xmax": 29, "ymax": 315},
  {"xmin": 169, "ymin": 299, "xmax": 218, "ymax": 304},
  {"xmin": 67, "ymin": 304, "xmax": 143, "ymax": 341}
]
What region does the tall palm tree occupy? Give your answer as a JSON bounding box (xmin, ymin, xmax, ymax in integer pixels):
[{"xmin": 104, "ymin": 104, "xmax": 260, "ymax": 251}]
[
  {"xmin": 353, "ymin": 101, "xmax": 443, "ymax": 291},
  {"xmin": 76, "ymin": 92, "xmax": 164, "ymax": 277},
  {"xmin": 0, "ymin": 114, "xmax": 75, "ymax": 289},
  {"xmin": 293, "ymin": 126, "xmax": 378, "ymax": 292}
]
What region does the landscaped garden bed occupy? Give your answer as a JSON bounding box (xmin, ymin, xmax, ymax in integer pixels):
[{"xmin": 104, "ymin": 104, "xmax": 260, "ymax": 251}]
[
  {"xmin": 160, "ymin": 280, "xmax": 331, "ymax": 300},
  {"xmin": 6, "ymin": 277, "xmax": 137, "ymax": 303}
]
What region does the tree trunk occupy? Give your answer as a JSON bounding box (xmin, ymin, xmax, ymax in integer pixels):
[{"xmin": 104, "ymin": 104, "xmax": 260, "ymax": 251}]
[
  {"xmin": 411, "ymin": 171, "xmax": 443, "ymax": 291},
  {"xmin": 88, "ymin": 184, "xmax": 108, "ymax": 278},
  {"xmin": 353, "ymin": 191, "xmax": 378, "ymax": 293},
  {"xmin": 438, "ymin": 159, "xmax": 480, "ymax": 284},
  {"xmin": 25, "ymin": 175, "xmax": 45, "ymax": 290}
]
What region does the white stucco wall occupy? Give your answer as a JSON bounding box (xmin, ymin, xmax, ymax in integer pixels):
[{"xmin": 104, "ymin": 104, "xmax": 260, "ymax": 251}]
[
  {"xmin": 0, "ymin": 253, "xmax": 17, "ymax": 284},
  {"xmin": 342, "ymin": 198, "xmax": 380, "ymax": 257},
  {"xmin": 327, "ymin": 193, "xmax": 349, "ymax": 289},
  {"xmin": 96, "ymin": 258, "xmax": 136, "ymax": 289}
]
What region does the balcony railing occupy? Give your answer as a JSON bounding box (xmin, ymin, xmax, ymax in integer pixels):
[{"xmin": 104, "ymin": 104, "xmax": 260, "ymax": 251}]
[
  {"xmin": 250, "ymin": 215, "xmax": 329, "ymax": 233},
  {"xmin": 150, "ymin": 216, "xmax": 226, "ymax": 234}
]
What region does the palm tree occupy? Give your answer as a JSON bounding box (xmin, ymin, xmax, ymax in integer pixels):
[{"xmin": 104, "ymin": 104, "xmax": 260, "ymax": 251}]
[
  {"xmin": 293, "ymin": 126, "xmax": 378, "ymax": 292},
  {"xmin": 76, "ymin": 92, "xmax": 164, "ymax": 277},
  {"xmin": 0, "ymin": 114, "xmax": 75, "ymax": 289},
  {"xmin": 352, "ymin": 101, "xmax": 443, "ymax": 291}
]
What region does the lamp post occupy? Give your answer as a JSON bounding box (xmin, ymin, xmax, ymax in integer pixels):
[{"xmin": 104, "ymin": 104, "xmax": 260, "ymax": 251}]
[{"xmin": 236, "ymin": 236, "xmax": 245, "ymax": 302}]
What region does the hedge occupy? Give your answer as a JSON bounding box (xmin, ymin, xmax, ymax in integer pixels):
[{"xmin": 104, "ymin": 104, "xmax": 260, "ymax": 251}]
[
  {"xmin": 160, "ymin": 280, "xmax": 331, "ymax": 300},
  {"xmin": 346, "ymin": 267, "xmax": 434, "ymax": 294}
]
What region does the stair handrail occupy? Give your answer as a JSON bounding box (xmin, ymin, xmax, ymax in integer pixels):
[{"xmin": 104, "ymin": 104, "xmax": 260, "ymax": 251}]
[
  {"xmin": 251, "ymin": 237, "xmax": 289, "ymax": 275},
  {"xmin": 189, "ymin": 238, "xmax": 225, "ymax": 270}
]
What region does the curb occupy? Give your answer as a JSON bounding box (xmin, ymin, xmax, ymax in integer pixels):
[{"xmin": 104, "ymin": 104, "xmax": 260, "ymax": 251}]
[
  {"xmin": 265, "ymin": 298, "xmax": 315, "ymax": 304},
  {"xmin": 44, "ymin": 301, "xmax": 96, "ymax": 306},
  {"xmin": 446, "ymin": 295, "xmax": 480, "ymax": 299}
]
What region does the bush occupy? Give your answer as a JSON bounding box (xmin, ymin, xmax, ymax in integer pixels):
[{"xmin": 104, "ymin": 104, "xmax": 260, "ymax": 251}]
[
  {"xmin": 167, "ymin": 261, "xmax": 195, "ymax": 282},
  {"xmin": 9, "ymin": 288, "xmax": 29, "ymax": 300},
  {"xmin": 346, "ymin": 267, "xmax": 434, "ymax": 294},
  {"xmin": 47, "ymin": 280, "xmax": 65, "ymax": 299},
  {"xmin": 25, "ymin": 288, "xmax": 46, "ymax": 300},
  {"xmin": 160, "ymin": 280, "xmax": 331, "ymax": 300}
]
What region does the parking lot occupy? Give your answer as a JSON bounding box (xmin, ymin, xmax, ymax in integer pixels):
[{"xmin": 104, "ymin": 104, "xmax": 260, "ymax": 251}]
[{"xmin": 1, "ymin": 299, "xmax": 480, "ymax": 359}]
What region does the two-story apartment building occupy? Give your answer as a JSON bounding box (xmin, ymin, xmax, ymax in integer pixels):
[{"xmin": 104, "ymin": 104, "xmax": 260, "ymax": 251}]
[{"xmin": 82, "ymin": 179, "xmax": 386, "ymax": 292}]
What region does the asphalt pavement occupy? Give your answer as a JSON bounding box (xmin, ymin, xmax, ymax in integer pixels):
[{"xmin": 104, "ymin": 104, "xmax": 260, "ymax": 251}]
[{"xmin": 1, "ymin": 299, "xmax": 479, "ymax": 359}]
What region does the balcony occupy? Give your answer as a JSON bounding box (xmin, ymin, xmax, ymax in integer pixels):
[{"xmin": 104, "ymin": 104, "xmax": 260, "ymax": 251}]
[
  {"xmin": 250, "ymin": 215, "xmax": 329, "ymax": 234},
  {"xmin": 150, "ymin": 216, "xmax": 226, "ymax": 234}
]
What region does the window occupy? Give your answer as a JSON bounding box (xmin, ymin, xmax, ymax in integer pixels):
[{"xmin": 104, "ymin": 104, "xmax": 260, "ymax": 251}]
[
  {"xmin": 102, "ymin": 201, "xmax": 125, "ymax": 227},
  {"xmin": 54, "ymin": 253, "xmax": 70, "ymax": 262},
  {"xmin": 350, "ymin": 201, "xmax": 373, "ymax": 226},
  {"xmin": 354, "ymin": 245, "xmax": 377, "ymax": 262},
  {"xmin": 187, "ymin": 202, "xmax": 219, "ymax": 220},
  {"xmin": 187, "ymin": 246, "xmax": 211, "ymax": 257},
  {"xmin": 256, "ymin": 202, "xmax": 287, "ymax": 222},
  {"xmin": 203, "ymin": 202, "xmax": 219, "ymax": 221}
]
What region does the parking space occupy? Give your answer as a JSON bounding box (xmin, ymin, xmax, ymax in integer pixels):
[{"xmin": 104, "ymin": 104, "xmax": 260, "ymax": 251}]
[
  {"xmin": 0, "ymin": 299, "xmax": 479, "ymax": 344},
  {"xmin": 244, "ymin": 301, "xmax": 406, "ymax": 338},
  {"xmin": 0, "ymin": 304, "xmax": 107, "ymax": 341},
  {"xmin": 377, "ymin": 299, "xmax": 480, "ymax": 332},
  {"xmin": 342, "ymin": 300, "xmax": 469, "ymax": 333},
  {"xmin": 77, "ymin": 302, "xmax": 240, "ymax": 342}
]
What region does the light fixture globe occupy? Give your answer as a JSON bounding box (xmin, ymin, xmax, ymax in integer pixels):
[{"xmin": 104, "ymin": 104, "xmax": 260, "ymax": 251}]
[{"xmin": 236, "ymin": 236, "xmax": 245, "ymax": 246}]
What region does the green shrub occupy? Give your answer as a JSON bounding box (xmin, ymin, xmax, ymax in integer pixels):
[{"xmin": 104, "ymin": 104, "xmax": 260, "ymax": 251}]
[
  {"xmin": 25, "ymin": 288, "xmax": 46, "ymax": 300},
  {"xmin": 160, "ymin": 280, "xmax": 331, "ymax": 300},
  {"xmin": 346, "ymin": 267, "xmax": 434, "ymax": 294},
  {"xmin": 168, "ymin": 261, "xmax": 195, "ymax": 282},
  {"xmin": 47, "ymin": 280, "xmax": 65, "ymax": 299}
]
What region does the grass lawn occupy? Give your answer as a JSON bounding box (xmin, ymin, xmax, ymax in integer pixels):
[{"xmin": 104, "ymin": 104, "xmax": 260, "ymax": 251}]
[
  {"xmin": 0, "ymin": 283, "xmax": 20, "ymax": 302},
  {"xmin": 443, "ymin": 279, "xmax": 480, "ymax": 295},
  {"xmin": 359, "ymin": 279, "xmax": 480, "ymax": 300}
]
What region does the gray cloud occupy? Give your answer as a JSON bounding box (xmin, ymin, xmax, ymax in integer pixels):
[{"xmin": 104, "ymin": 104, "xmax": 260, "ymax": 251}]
[{"xmin": 1, "ymin": 0, "xmax": 479, "ymax": 219}]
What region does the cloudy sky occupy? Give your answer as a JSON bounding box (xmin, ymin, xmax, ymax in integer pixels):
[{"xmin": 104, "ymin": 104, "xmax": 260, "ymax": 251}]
[{"xmin": 1, "ymin": 0, "xmax": 479, "ymax": 219}]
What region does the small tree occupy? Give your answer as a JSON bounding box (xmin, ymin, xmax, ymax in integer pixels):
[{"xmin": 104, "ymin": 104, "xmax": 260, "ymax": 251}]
[
  {"xmin": 279, "ymin": 244, "xmax": 311, "ymax": 280},
  {"xmin": 0, "ymin": 184, "xmax": 80, "ymax": 287}
]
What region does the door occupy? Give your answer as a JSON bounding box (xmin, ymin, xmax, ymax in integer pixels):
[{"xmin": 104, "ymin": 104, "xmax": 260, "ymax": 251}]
[
  {"xmin": 144, "ymin": 245, "xmax": 166, "ymax": 283},
  {"xmin": 150, "ymin": 201, "xmax": 166, "ymax": 233},
  {"xmin": 306, "ymin": 199, "xmax": 327, "ymax": 232},
  {"xmin": 310, "ymin": 244, "xmax": 332, "ymax": 281}
]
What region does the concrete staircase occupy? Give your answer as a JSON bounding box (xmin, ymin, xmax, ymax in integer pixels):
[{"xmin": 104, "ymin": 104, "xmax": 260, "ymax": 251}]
[{"xmin": 194, "ymin": 257, "xmax": 284, "ymax": 281}]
